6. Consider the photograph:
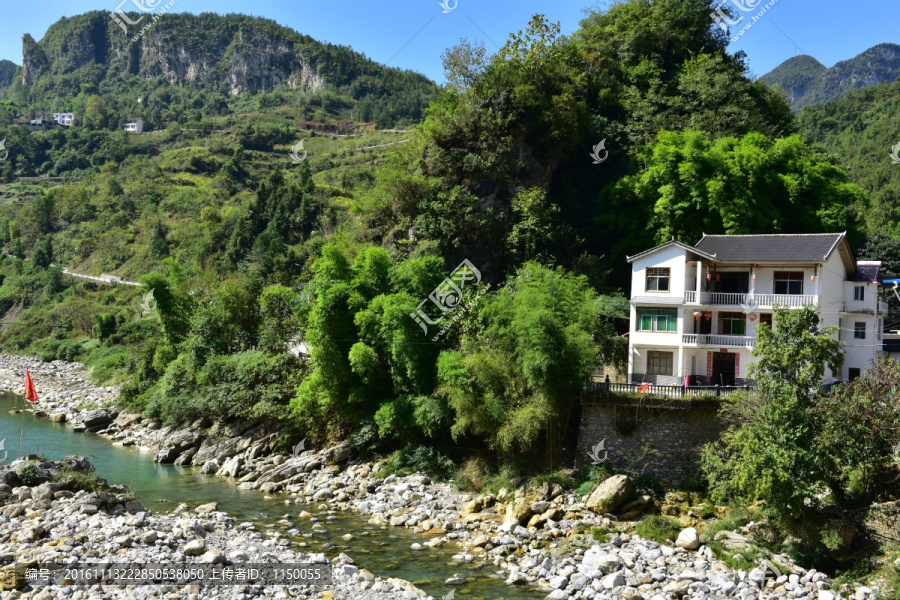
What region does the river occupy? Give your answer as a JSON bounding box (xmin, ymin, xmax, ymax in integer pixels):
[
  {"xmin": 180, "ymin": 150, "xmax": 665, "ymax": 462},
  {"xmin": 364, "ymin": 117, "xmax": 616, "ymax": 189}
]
[{"xmin": 0, "ymin": 392, "xmax": 541, "ymax": 599}]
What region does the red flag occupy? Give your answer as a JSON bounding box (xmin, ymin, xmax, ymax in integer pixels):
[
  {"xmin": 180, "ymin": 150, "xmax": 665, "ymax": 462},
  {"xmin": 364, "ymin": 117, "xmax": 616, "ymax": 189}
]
[
  {"xmin": 638, "ymin": 383, "xmax": 650, "ymax": 394},
  {"xmin": 685, "ymin": 374, "xmax": 690, "ymax": 388},
  {"xmin": 24, "ymin": 369, "xmax": 38, "ymax": 403}
]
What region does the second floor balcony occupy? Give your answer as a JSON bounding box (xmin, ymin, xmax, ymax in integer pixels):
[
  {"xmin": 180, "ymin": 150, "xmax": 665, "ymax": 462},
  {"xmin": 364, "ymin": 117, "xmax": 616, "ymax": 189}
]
[
  {"xmin": 682, "ymin": 333, "xmax": 756, "ymax": 348},
  {"xmin": 683, "ymin": 291, "xmax": 817, "ymax": 308}
]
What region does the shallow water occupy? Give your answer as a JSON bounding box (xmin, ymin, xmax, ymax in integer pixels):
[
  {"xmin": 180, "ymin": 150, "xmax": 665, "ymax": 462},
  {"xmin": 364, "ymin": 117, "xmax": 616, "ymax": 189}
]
[{"xmin": 0, "ymin": 393, "xmax": 541, "ymax": 599}]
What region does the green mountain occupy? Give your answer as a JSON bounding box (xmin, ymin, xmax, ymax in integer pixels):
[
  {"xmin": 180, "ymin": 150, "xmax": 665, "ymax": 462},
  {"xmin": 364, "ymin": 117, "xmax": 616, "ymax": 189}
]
[
  {"xmin": 761, "ymin": 43, "xmax": 900, "ymax": 111},
  {"xmin": 0, "ymin": 60, "xmax": 17, "ymax": 91},
  {"xmin": 798, "ymin": 78, "xmax": 900, "ymax": 236},
  {"xmin": 5, "ymin": 11, "xmax": 438, "ymax": 128}
]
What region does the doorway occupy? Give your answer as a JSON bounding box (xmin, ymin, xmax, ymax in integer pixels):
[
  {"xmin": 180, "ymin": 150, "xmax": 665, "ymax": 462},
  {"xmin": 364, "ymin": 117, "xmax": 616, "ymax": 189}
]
[{"xmin": 712, "ymin": 352, "xmax": 737, "ymax": 386}]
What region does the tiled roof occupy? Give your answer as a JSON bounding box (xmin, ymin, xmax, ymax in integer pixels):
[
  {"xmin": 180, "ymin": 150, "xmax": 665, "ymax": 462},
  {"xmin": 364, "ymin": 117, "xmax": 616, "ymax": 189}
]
[
  {"xmin": 855, "ymin": 261, "xmax": 881, "ymax": 282},
  {"xmin": 630, "ymin": 296, "xmax": 685, "ymax": 305},
  {"xmin": 694, "ymin": 233, "xmax": 846, "ymax": 263}
]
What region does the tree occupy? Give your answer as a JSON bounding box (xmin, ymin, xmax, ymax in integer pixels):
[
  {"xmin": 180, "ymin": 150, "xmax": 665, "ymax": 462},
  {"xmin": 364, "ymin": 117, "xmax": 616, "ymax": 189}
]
[
  {"xmin": 149, "ymin": 221, "xmax": 169, "ymax": 259},
  {"xmin": 438, "ymin": 263, "xmax": 618, "ymax": 464},
  {"xmin": 84, "ymin": 95, "xmax": 107, "ymax": 130},
  {"xmin": 607, "ymin": 131, "xmax": 869, "ymax": 253},
  {"xmin": 441, "ymin": 38, "xmax": 488, "ymax": 91},
  {"xmin": 702, "ymin": 306, "xmax": 843, "ymax": 541},
  {"xmin": 258, "ymin": 284, "xmax": 304, "ymax": 353},
  {"xmin": 32, "ymin": 236, "xmax": 53, "ymax": 269}
]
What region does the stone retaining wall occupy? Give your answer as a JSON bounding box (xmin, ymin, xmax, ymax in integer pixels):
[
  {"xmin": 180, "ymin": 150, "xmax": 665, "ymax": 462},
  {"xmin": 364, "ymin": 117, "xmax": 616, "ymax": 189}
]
[{"xmin": 576, "ymin": 395, "xmax": 726, "ymax": 486}]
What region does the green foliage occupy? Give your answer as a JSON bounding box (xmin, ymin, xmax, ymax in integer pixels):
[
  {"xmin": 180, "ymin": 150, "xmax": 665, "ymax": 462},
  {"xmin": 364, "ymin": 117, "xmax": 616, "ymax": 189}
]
[
  {"xmin": 634, "ymin": 515, "xmax": 681, "ymax": 543},
  {"xmin": 438, "ymin": 263, "xmax": 616, "ymax": 464},
  {"xmin": 17, "ymin": 461, "xmax": 40, "ymax": 485},
  {"xmin": 607, "ymin": 131, "xmax": 868, "ymax": 252},
  {"xmin": 377, "ymin": 445, "xmax": 455, "ymax": 480},
  {"xmin": 702, "ymin": 306, "xmax": 845, "ymax": 542}
]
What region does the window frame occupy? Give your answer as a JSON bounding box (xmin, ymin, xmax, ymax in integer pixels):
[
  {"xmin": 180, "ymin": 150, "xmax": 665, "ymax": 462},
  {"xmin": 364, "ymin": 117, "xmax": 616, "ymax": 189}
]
[
  {"xmin": 636, "ymin": 308, "xmax": 678, "ymax": 333},
  {"xmin": 854, "ymin": 321, "xmax": 866, "ymax": 340},
  {"xmin": 645, "ymin": 267, "xmax": 671, "ymax": 292},
  {"xmin": 773, "ymin": 271, "xmax": 804, "ymax": 295},
  {"xmin": 647, "ymin": 350, "xmax": 674, "ymax": 376},
  {"xmin": 759, "ymin": 313, "xmax": 773, "ymax": 329},
  {"xmin": 853, "ymin": 286, "xmax": 865, "ymax": 302},
  {"xmin": 719, "ymin": 312, "xmax": 747, "ymax": 336}
]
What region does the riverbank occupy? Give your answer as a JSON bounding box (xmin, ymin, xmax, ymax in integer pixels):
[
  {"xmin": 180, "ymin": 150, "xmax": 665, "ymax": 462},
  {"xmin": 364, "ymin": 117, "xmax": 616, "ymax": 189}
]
[
  {"xmin": 0, "ymin": 456, "xmax": 432, "ymax": 599},
  {"xmin": 0, "ymin": 354, "xmax": 883, "ymax": 599}
]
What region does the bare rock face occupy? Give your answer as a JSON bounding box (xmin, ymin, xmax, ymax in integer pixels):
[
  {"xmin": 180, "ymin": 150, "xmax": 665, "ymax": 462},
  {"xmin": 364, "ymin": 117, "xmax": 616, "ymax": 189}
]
[{"xmin": 585, "ymin": 475, "xmax": 634, "ymax": 515}]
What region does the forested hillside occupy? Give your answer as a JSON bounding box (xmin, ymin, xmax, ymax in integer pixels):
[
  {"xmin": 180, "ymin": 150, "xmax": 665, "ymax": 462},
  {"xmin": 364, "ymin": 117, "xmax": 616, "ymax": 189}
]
[
  {"xmin": 761, "ymin": 43, "xmax": 900, "ymax": 111},
  {"xmin": 4, "ymin": 11, "xmax": 438, "ymax": 129}
]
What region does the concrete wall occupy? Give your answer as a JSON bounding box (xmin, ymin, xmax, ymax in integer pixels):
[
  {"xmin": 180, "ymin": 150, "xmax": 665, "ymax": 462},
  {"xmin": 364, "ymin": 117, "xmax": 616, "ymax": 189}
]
[{"xmin": 576, "ymin": 395, "xmax": 726, "ymax": 486}]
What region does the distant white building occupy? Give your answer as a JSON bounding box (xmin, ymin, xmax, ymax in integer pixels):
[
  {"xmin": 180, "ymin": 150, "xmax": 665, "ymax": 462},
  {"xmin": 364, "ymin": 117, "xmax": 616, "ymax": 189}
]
[
  {"xmin": 53, "ymin": 113, "xmax": 78, "ymax": 127},
  {"xmin": 626, "ymin": 233, "xmax": 886, "ymax": 386},
  {"xmin": 124, "ymin": 118, "xmax": 143, "ymax": 133}
]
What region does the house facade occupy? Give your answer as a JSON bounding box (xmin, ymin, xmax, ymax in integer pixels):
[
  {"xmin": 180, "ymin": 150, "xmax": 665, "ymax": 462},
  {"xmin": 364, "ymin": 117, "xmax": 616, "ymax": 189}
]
[
  {"xmin": 53, "ymin": 113, "xmax": 78, "ymax": 127},
  {"xmin": 124, "ymin": 118, "xmax": 143, "ymax": 133},
  {"xmin": 626, "ymin": 233, "xmax": 886, "ymax": 386}
]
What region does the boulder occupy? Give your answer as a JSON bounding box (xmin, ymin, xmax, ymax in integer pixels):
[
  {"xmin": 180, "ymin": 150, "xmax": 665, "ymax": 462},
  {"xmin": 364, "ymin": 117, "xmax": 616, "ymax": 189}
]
[
  {"xmin": 324, "ymin": 443, "xmax": 352, "ymax": 464},
  {"xmin": 675, "ymin": 527, "xmax": 700, "ymax": 550},
  {"xmin": 155, "ymin": 429, "xmax": 202, "ymax": 463},
  {"xmin": 190, "ymin": 432, "xmax": 255, "ymax": 467},
  {"xmin": 506, "ymin": 499, "xmax": 534, "ymax": 525},
  {"xmin": 81, "ymin": 408, "xmax": 117, "ymax": 427},
  {"xmin": 183, "ymin": 538, "xmax": 205, "ymax": 556},
  {"xmin": 585, "ymin": 475, "xmax": 633, "ymax": 514},
  {"xmin": 218, "ymin": 456, "xmax": 244, "ymax": 478},
  {"xmin": 463, "ymin": 495, "xmax": 495, "ymax": 514}
]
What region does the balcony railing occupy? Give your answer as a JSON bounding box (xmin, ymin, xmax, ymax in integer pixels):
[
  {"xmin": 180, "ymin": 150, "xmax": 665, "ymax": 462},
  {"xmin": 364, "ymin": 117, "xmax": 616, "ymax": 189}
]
[
  {"xmin": 683, "ymin": 292, "xmax": 817, "ymax": 308},
  {"xmin": 683, "ymin": 334, "xmax": 756, "ymax": 348}
]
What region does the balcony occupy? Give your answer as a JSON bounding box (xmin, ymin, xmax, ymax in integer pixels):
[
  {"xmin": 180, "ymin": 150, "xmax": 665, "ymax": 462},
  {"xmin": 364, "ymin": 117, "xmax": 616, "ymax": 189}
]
[
  {"xmin": 842, "ymin": 301, "xmax": 890, "ymax": 316},
  {"xmin": 684, "ymin": 292, "xmax": 818, "ymax": 308},
  {"xmin": 682, "ymin": 333, "xmax": 756, "ymax": 348}
]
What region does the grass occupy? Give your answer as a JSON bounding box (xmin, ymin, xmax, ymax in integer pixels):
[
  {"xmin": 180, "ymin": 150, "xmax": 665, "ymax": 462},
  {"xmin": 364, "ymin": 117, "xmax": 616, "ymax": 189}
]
[
  {"xmin": 703, "ymin": 507, "xmax": 762, "ymax": 571},
  {"xmin": 634, "ymin": 515, "xmax": 682, "ymax": 543},
  {"xmin": 51, "ymin": 468, "xmax": 106, "ymax": 494}
]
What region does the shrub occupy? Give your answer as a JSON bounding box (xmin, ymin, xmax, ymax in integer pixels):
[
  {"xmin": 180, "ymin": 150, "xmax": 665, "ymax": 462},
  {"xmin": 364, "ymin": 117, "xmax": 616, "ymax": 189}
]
[
  {"xmin": 378, "ymin": 445, "xmax": 455, "ymax": 480},
  {"xmin": 634, "ymin": 515, "xmax": 681, "ymax": 543},
  {"xmin": 17, "ymin": 461, "xmax": 40, "ymax": 485}
]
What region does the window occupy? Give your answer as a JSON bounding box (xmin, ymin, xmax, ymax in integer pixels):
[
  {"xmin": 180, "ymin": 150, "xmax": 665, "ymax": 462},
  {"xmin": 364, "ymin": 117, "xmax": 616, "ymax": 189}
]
[
  {"xmin": 853, "ymin": 286, "xmax": 865, "ymax": 301},
  {"xmin": 636, "ymin": 308, "xmax": 677, "ymax": 332},
  {"xmin": 647, "ymin": 351, "xmax": 674, "ymax": 376},
  {"xmin": 759, "ymin": 313, "xmax": 773, "ymax": 329},
  {"xmin": 719, "ymin": 312, "xmax": 747, "ymax": 335},
  {"xmin": 645, "ymin": 268, "xmax": 670, "ymax": 292},
  {"xmin": 774, "ymin": 272, "xmax": 803, "ymax": 295},
  {"xmin": 854, "ymin": 322, "xmax": 866, "ymax": 339},
  {"xmin": 849, "ymin": 368, "xmax": 861, "ymax": 381}
]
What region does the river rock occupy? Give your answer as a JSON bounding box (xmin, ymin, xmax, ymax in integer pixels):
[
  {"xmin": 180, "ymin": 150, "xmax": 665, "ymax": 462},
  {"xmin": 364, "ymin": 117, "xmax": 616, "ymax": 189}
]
[
  {"xmin": 324, "ymin": 443, "xmax": 352, "ymax": 464},
  {"xmin": 586, "ymin": 475, "xmax": 633, "ymax": 514},
  {"xmin": 675, "ymin": 527, "xmax": 700, "ymax": 550},
  {"xmin": 155, "ymin": 429, "xmax": 202, "ymax": 463},
  {"xmin": 195, "ymin": 502, "xmax": 218, "ymax": 515},
  {"xmin": 183, "ymin": 538, "xmax": 206, "ymax": 556},
  {"xmin": 200, "ymin": 459, "xmax": 219, "ymax": 474},
  {"xmin": 81, "ymin": 408, "xmax": 117, "ymax": 427},
  {"xmin": 218, "ymin": 455, "xmax": 244, "ymax": 478},
  {"xmin": 506, "ymin": 498, "xmax": 533, "ymax": 525}
]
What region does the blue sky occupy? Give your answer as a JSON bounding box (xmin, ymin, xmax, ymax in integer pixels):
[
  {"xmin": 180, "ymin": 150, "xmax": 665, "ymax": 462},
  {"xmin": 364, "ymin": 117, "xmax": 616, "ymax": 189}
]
[{"xmin": 0, "ymin": 0, "xmax": 897, "ymax": 83}]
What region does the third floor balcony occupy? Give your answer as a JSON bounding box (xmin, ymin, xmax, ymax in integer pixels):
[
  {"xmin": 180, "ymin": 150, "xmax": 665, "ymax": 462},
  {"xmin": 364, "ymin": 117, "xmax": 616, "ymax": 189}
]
[{"xmin": 682, "ymin": 291, "xmax": 817, "ymax": 308}]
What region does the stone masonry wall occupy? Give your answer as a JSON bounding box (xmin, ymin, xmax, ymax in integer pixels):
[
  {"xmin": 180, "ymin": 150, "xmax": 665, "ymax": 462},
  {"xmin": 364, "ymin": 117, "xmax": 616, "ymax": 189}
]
[{"xmin": 576, "ymin": 395, "xmax": 726, "ymax": 486}]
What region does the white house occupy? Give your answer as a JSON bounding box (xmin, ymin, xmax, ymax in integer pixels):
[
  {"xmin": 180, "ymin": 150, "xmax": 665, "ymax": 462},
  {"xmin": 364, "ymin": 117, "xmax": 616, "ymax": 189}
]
[
  {"xmin": 626, "ymin": 233, "xmax": 886, "ymax": 387},
  {"xmin": 124, "ymin": 118, "xmax": 143, "ymax": 133},
  {"xmin": 53, "ymin": 113, "xmax": 77, "ymax": 127}
]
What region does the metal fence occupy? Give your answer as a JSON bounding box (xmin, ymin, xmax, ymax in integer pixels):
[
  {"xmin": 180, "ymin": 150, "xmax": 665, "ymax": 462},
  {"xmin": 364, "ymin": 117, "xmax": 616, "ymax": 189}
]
[{"xmin": 585, "ymin": 381, "xmax": 752, "ymax": 399}]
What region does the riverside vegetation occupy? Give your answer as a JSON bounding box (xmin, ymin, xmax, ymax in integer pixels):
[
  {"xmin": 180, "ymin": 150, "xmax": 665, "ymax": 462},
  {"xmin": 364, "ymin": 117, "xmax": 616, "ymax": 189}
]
[{"xmin": 0, "ymin": 0, "xmax": 898, "ymax": 596}]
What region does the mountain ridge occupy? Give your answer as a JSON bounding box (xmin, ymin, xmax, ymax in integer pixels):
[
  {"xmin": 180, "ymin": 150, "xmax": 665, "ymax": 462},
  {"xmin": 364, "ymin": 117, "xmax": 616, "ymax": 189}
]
[{"xmin": 761, "ymin": 43, "xmax": 900, "ymax": 111}]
